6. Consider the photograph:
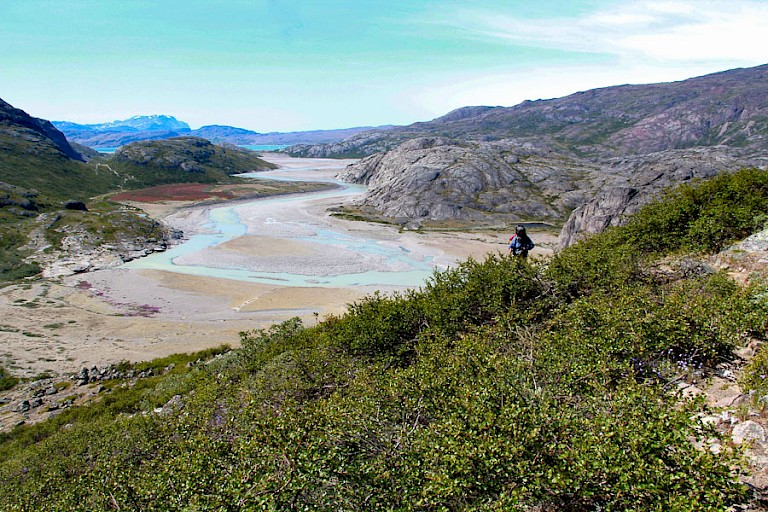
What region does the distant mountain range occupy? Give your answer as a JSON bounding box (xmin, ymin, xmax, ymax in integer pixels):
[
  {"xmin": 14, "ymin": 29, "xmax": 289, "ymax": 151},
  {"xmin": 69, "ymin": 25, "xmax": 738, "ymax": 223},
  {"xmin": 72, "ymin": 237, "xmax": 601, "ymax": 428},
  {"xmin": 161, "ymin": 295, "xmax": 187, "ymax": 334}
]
[
  {"xmin": 55, "ymin": 115, "xmax": 191, "ymax": 133},
  {"xmin": 53, "ymin": 116, "xmax": 392, "ymax": 149}
]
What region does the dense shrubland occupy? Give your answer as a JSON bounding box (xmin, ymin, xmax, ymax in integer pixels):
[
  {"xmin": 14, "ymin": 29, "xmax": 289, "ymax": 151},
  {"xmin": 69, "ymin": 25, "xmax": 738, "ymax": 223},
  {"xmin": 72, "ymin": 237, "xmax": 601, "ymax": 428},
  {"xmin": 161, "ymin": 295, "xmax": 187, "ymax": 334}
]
[{"xmin": 2, "ymin": 168, "xmax": 768, "ymax": 510}]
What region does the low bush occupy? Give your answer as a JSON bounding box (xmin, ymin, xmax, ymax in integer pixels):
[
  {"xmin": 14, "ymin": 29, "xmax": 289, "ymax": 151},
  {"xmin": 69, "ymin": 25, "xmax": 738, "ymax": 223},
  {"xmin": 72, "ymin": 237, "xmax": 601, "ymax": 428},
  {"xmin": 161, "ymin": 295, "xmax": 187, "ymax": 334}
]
[
  {"xmin": 623, "ymin": 167, "xmax": 768, "ymax": 254},
  {"xmin": 0, "ymin": 366, "xmax": 18, "ymax": 391},
  {"xmin": 2, "ymin": 168, "xmax": 767, "ymax": 510}
]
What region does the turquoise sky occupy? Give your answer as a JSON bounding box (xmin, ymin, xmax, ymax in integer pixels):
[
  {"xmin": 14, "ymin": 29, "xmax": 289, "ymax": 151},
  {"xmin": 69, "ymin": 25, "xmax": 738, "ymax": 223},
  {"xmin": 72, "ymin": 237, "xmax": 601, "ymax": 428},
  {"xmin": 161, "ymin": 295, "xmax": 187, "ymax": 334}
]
[{"xmin": 2, "ymin": 0, "xmax": 767, "ymax": 131}]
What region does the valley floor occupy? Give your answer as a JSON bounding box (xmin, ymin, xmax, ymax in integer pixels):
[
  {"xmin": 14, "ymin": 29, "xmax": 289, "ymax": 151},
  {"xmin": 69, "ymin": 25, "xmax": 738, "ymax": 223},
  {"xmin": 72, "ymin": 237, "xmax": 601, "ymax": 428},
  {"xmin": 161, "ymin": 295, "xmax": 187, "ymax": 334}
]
[{"xmin": 0, "ymin": 154, "xmax": 558, "ymax": 430}]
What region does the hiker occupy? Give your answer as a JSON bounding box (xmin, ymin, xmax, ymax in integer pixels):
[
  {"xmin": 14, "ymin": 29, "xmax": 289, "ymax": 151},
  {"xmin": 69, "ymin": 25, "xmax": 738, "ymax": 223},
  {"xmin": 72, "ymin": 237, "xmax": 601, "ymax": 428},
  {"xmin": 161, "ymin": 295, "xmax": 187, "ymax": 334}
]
[{"xmin": 509, "ymin": 225, "xmax": 534, "ymax": 257}]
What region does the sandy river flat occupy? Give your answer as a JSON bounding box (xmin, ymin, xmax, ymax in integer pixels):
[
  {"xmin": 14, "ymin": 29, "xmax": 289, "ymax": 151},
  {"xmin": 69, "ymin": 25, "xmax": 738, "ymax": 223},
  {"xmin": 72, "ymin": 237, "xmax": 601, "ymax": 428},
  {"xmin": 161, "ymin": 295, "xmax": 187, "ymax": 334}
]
[{"xmin": 0, "ymin": 154, "xmax": 556, "ymax": 382}]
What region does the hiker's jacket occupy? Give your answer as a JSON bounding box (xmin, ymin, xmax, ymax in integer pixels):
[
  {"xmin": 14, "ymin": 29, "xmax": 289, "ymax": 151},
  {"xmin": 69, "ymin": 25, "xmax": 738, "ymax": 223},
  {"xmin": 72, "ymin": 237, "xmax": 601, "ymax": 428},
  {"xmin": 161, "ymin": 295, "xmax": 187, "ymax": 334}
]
[{"xmin": 509, "ymin": 234, "xmax": 534, "ymax": 256}]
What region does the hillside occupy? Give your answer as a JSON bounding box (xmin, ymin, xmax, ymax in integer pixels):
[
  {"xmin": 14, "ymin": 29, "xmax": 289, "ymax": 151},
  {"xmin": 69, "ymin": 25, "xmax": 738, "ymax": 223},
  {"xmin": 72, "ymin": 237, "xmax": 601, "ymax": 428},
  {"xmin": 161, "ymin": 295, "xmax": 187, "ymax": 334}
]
[
  {"xmin": 2, "ymin": 169, "xmax": 768, "ymax": 509},
  {"xmin": 310, "ymin": 65, "xmax": 768, "ymax": 241},
  {"xmin": 109, "ymin": 136, "xmax": 276, "ymax": 186},
  {"xmin": 335, "ymin": 137, "xmax": 598, "ymax": 227},
  {"xmin": 289, "ymin": 64, "xmax": 768, "ymax": 158},
  {"xmin": 337, "ymin": 137, "xmax": 767, "ymax": 230},
  {"xmin": 0, "ymin": 99, "xmax": 281, "ymax": 284},
  {"xmin": 0, "ymin": 98, "xmax": 121, "ymax": 199},
  {"xmin": 1, "ymin": 99, "xmax": 84, "ymax": 162}
]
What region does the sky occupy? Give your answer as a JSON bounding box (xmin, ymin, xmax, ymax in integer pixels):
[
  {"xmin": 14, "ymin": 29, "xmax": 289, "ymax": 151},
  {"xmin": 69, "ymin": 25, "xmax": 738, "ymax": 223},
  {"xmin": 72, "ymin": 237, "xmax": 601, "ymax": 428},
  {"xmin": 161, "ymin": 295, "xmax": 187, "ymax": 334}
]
[{"xmin": 2, "ymin": 0, "xmax": 768, "ymax": 132}]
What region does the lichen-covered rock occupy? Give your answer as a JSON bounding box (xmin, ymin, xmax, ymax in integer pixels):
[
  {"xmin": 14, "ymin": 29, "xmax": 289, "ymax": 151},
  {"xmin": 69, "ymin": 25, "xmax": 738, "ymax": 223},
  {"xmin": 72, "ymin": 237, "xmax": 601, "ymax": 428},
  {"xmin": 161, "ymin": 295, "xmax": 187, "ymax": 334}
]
[
  {"xmin": 733, "ymin": 420, "xmax": 768, "ymax": 446},
  {"xmin": 337, "ymin": 138, "xmax": 597, "ymax": 225}
]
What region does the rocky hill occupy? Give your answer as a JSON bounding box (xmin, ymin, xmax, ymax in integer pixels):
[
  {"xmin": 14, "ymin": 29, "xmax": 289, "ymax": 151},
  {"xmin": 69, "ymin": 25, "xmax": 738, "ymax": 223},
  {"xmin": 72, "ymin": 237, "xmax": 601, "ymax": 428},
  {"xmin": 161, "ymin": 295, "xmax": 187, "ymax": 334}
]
[
  {"xmin": 291, "ymin": 64, "xmax": 768, "ymax": 159},
  {"xmin": 330, "ymin": 64, "xmax": 768, "ymax": 242},
  {"xmin": 111, "ymin": 137, "xmax": 275, "ymax": 184},
  {"xmin": 338, "ymin": 137, "xmax": 768, "ymax": 231},
  {"xmin": 1, "ymin": 99, "xmax": 85, "ymax": 162},
  {"xmin": 336, "ymin": 137, "xmax": 598, "ymax": 227}
]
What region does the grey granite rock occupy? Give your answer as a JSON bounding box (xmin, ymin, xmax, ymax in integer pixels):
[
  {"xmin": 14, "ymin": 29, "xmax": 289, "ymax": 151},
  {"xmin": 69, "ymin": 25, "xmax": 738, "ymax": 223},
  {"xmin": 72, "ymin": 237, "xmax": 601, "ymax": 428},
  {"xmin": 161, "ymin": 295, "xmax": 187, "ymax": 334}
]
[{"xmin": 337, "ymin": 138, "xmax": 597, "ymax": 226}]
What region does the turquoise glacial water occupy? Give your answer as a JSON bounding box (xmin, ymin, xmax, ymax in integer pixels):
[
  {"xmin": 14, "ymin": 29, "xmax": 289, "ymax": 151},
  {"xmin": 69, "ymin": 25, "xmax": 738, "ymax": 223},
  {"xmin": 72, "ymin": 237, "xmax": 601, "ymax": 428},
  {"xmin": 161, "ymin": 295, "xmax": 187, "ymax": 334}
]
[
  {"xmin": 124, "ymin": 168, "xmax": 436, "ymax": 288},
  {"xmin": 239, "ymin": 144, "xmax": 290, "ymax": 152}
]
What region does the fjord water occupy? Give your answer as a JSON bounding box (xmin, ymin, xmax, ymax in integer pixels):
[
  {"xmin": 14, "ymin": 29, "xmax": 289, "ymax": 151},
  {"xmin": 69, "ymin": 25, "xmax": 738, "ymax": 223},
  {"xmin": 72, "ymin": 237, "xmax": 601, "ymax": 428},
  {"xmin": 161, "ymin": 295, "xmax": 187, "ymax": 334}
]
[
  {"xmin": 124, "ymin": 159, "xmax": 437, "ymax": 288},
  {"xmin": 239, "ymin": 144, "xmax": 290, "ymax": 151},
  {"xmin": 96, "ymin": 145, "xmax": 290, "ymax": 154}
]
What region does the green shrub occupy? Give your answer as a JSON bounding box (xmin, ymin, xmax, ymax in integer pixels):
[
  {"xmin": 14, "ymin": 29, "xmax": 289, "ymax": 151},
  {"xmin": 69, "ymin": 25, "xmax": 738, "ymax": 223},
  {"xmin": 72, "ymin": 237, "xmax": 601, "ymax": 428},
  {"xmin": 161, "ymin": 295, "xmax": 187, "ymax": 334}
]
[
  {"xmin": 0, "ymin": 366, "xmax": 18, "ymax": 391},
  {"xmin": 545, "ymin": 228, "xmax": 643, "ymax": 299},
  {"xmin": 624, "ymin": 167, "xmax": 768, "ymax": 254}
]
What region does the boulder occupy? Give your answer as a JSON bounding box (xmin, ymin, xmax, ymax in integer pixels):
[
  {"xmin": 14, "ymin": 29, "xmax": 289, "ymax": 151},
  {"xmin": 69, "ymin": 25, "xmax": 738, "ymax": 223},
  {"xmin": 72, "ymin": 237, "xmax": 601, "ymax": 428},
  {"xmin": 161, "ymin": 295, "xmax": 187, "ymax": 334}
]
[
  {"xmin": 64, "ymin": 200, "xmax": 88, "ymax": 211},
  {"xmin": 733, "ymin": 420, "xmax": 768, "ymax": 445},
  {"xmin": 557, "ymin": 187, "xmax": 639, "ymax": 250}
]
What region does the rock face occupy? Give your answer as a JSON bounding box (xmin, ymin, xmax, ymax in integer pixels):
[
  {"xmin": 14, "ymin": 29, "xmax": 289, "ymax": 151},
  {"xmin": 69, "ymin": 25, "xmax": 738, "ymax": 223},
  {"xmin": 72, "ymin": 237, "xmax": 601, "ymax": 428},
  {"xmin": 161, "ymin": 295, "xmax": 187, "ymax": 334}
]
[
  {"xmin": 21, "ymin": 210, "xmax": 183, "ymax": 278},
  {"xmin": 337, "ymin": 137, "xmax": 598, "ymax": 226},
  {"xmin": 557, "ymin": 147, "xmax": 768, "ymax": 248},
  {"xmin": 289, "ymin": 130, "xmax": 397, "ymax": 158},
  {"xmin": 338, "ymin": 137, "xmax": 768, "ymax": 235},
  {"xmin": 0, "ymin": 98, "xmax": 84, "ymax": 161}
]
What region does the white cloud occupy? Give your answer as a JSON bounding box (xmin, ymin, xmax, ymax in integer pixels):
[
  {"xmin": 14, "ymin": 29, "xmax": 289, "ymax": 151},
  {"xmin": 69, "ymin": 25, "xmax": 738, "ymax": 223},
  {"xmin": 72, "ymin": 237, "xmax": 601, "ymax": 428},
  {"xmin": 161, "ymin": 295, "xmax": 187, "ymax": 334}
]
[{"xmin": 455, "ymin": 0, "xmax": 768, "ymax": 65}]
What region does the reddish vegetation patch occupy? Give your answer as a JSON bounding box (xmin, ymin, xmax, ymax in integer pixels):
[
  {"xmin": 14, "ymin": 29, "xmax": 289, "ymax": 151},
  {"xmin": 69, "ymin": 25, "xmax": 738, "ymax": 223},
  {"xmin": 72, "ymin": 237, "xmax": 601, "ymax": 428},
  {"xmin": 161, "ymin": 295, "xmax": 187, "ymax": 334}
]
[{"xmin": 111, "ymin": 184, "xmax": 237, "ymax": 203}]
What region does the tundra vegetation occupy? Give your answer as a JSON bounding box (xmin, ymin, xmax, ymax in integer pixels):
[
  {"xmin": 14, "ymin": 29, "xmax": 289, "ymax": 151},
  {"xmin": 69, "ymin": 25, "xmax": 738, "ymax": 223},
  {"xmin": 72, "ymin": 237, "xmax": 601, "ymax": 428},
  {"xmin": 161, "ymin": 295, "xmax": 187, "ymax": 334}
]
[{"xmin": 2, "ymin": 168, "xmax": 768, "ymax": 510}]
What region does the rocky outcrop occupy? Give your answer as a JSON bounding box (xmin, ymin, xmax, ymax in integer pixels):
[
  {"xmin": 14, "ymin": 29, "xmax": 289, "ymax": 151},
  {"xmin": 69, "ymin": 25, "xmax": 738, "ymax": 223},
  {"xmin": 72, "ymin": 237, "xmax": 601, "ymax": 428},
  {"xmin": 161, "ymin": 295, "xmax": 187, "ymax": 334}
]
[
  {"xmin": 289, "ymin": 130, "xmax": 398, "ymax": 158},
  {"xmin": 337, "ymin": 137, "xmax": 598, "ymax": 226},
  {"xmin": 336, "ymin": 136, "xmax": 768, "ymax": 237},
  {"xmin": 557, "ymin": 187, "xmax": 640, "ymax": 248},
  {"xmin": 21, "ymin": 210, "xmax": 183, "ymax": 278},
  {"xmin": 557, "ymin": 147, "xmax": 768, "ymax": 248},
  {"xmin": 0, "ymin": 98, "xmax": 84, "ymax": 161},
  {"xmin": 111, "ymin": 137, "xmax": 276, "ymax": 178},
  {"xmin": 0, "ymin": 181, "xmax": 41, "ymax": 212}
]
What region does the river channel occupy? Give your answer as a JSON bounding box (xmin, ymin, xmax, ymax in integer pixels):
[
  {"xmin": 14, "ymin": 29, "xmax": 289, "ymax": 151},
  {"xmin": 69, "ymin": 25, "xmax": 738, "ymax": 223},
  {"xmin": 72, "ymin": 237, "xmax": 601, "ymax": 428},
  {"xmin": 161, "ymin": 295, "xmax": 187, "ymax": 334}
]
[{"xmin": 124, "ymin": 155, "xmax": 446, "ymax": 289}]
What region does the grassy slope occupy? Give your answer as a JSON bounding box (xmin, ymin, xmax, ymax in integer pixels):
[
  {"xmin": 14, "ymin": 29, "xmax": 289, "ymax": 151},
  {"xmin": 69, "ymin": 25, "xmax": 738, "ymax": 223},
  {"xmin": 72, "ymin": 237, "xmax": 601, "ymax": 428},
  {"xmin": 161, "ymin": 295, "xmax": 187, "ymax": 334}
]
[
  {"xmin": 1, "ymin": 169, "xmax": 768, "ymax": 510},
  {"xmin": 0, "ymin": 136, "xmax": 278, "ymax": 284},
  {"xmin": 0, "ymin": 134, "xmax": 119, "ymax": 201},
  {"xmin": 108, "ymin": 137, "xmax": 277, "ymax": 189}
]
